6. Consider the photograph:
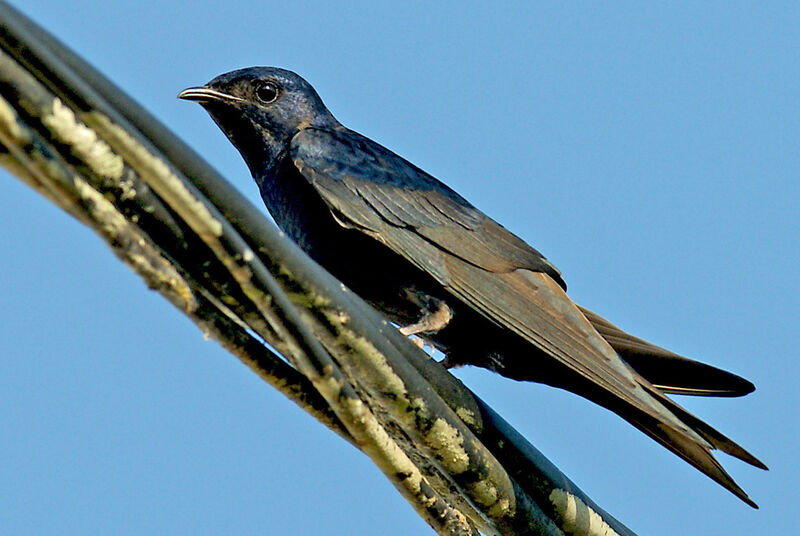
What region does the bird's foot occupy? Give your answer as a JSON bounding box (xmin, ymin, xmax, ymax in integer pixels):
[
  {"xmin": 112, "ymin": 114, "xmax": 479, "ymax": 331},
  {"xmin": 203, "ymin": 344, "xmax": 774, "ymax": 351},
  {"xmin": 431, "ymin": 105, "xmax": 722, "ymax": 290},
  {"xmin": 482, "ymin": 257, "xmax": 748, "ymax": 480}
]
[{"xmin": 398, "ymin": 288, "xmax": 452, "ymax": 336}]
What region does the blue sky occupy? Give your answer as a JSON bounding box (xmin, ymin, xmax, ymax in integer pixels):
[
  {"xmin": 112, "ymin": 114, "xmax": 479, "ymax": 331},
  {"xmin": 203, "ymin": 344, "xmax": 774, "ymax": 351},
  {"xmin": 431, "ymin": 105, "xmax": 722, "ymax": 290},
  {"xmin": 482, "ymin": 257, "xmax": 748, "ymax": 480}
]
[{"xmin": 1, "ymin": 2, "xmax": 797, "ymax": 534}]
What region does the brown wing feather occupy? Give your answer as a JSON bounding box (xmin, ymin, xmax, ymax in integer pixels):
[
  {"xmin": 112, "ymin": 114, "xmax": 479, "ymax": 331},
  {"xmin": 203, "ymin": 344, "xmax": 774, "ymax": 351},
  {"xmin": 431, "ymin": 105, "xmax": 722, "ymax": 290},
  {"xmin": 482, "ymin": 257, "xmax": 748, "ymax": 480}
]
[{"xmin": 291, "ymin": 128, "xmax": 566, "ymax": 287}]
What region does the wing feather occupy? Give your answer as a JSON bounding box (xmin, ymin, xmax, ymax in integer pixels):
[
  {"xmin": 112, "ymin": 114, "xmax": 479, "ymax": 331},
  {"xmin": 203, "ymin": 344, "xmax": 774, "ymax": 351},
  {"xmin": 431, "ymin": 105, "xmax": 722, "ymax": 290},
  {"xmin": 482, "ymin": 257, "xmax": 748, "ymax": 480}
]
[{"xmin": 291, "ymin": 128, "xmax": 565, "ymax": 286}]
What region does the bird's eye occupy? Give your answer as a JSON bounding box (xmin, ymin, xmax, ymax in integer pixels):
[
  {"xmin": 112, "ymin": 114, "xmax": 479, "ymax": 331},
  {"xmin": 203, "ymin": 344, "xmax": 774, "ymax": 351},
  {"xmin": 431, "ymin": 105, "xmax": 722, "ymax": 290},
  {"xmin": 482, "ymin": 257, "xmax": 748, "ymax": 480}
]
[{"xmin": 255, "ymin": 82, "xmax": 280, "ymax": 104}]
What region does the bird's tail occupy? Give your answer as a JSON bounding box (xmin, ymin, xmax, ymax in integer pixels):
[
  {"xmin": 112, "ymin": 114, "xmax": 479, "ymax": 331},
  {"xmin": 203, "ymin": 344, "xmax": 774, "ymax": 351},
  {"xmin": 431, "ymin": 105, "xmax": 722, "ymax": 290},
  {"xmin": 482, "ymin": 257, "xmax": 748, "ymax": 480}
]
[
  {"xmin": 575, "ymin": 306, "xmax": 767, "ymax": 506},
  {"xmin": 621, "ymin": 375, "xmax": 767, "ymax": 508}
]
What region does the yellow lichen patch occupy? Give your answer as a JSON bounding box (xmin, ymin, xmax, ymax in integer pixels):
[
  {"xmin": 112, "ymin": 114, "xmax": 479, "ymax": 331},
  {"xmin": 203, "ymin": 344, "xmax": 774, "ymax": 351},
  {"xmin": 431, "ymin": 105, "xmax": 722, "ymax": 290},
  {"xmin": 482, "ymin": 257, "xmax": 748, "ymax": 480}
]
[
  {"xmin": 0, "ymin": 96, "xmax": 25, "ymax": 142},
  {"xmin": 87, "ymin": 112, "xmax": 223, "ymax": 238},
  {"xmin": 409, "ymin": 396, "xmax": 428, "ymax": 414},
  {"xmin": 317, "ymin": 372, "xmax": 346, "ymax": 399},
  {"xmin": 279, "ymin": 270, "xmax": 332, "ymax": 310},
  {"xmin": 332, "ymin": 324, "xmax": 409, "ymax": 404},
  {"xmin": 467, "ymin": 478, "xmax": 499, "ymax": 508},
  {"xmin": 228, "ymin": 261, "xmax": 255, "ymax": 287},
  {"xmin": 117, "ymin": 173, "xmax": 137, "ymax": 201},
  {"xmin": 331, "ymin": 309, "xmax": 350, "ymax": 325},
  {"xmin": 425, "ymin": 418, "xmax": 470, "ymax": 474},
  {"xmin": 317, "ymin": 309, "xmax": 518, "ymax": 525},
  {"xmin": 486, "ymin": 496, "xmax": 512, "ymax": 519},
  {"xmin": 72, "ymin": 176, "xmax": 197, "ymax": 313},
  {"xmin": 221, "ymin": 294, "xmax": 239, "ymax": 306},
  {"xmin": 455, "ymin": 406, "xmax": 478, "ymax": 428},
  {"xmin": 43, "ymin": 99, "xmax": 124, "ymax": 180},
  {"xmin": 549, "ymin": 489, "xmax": 620, "ymax": 536},
  {"xmin": 331, "ymin": 390, "xmax": 427, "ymax": 499}
]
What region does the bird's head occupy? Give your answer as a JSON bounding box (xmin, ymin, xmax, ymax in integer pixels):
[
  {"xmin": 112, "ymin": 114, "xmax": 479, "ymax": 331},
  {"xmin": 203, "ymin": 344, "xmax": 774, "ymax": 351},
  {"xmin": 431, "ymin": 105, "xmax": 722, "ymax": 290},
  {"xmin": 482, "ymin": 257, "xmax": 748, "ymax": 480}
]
[{"xmin": 179, "ymin": 66, "xmax": 337, "ymax": 175}]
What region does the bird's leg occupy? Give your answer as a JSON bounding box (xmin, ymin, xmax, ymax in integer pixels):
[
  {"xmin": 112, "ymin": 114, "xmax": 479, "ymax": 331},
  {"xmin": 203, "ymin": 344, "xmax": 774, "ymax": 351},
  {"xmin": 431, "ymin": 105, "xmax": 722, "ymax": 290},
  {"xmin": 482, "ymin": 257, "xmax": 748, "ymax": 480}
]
[
  {"xmin": 398, "ymin": 288, "xmax": 453, "ymax": 336},
  {"xmin": 398, "ymin": 288, "xmax": 452, "ymax": 355}
]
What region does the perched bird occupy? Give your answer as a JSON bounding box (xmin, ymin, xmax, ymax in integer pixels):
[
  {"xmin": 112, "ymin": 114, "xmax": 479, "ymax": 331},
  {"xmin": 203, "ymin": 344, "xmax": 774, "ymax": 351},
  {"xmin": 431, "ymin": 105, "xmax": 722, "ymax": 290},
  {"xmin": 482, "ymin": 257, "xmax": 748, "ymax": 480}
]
[{"xmin": 179, "ymin": 67, "xmax": 766, "ymax": 506}]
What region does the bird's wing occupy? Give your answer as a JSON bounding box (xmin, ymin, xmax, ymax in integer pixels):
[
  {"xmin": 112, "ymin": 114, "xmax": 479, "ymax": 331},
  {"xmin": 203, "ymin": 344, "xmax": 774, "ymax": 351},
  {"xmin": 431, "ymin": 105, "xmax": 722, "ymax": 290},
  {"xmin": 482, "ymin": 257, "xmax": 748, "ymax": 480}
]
[
  {"xmin": 290, "ymin": 128, "xmax": 566, "ymax": 289},
  {"xmin": 290, "ymin": 127, "xmax": 763, "ymax": 505}
]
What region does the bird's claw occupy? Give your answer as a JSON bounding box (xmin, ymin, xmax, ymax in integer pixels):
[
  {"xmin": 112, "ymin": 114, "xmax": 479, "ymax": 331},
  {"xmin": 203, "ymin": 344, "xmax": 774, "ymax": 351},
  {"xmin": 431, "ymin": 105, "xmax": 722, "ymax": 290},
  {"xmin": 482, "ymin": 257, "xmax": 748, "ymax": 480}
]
[{"xmin": 399, "ymin": 288, "xmax": 452, "ymax": 336}]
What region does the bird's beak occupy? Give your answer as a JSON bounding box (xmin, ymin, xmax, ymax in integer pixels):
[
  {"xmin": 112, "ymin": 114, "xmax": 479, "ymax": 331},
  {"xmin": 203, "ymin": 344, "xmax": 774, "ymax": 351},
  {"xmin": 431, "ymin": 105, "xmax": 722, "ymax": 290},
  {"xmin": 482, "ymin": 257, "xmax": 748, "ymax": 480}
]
[{"xmin": 177, "ymin": 87, "xmax": 243, "ymax": 103}]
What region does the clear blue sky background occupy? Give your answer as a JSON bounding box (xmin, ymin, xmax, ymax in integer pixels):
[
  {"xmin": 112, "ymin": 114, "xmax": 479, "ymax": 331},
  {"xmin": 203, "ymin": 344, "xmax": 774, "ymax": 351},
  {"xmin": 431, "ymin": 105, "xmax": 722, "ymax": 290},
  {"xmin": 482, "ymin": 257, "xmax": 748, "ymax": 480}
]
[{"xmin": 1, "ymin": 2, "xmax": 797, "ymax": 535}]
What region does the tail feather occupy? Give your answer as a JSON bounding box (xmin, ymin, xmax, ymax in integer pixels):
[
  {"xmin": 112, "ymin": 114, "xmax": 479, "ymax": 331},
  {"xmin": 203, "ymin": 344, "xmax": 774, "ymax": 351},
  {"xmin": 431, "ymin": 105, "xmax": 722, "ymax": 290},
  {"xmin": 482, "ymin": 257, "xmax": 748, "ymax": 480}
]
[
  {"xmin": 573, "ymin": 368, "xmax": 764, "ymax": 507},
  {"xmin": 579, "ymin": 306, "xmax": 755, "ymax": 397},
  {"xmin": 624, "ymin": 408, "xmax": 760, "ymax": 508},
  {"xmin": 639, "ymin": 381, "xmax": 768, "ymax": 470},
  {"xmin": 572, "ymin": 307, "xmax": 766, "ymax": 506}
]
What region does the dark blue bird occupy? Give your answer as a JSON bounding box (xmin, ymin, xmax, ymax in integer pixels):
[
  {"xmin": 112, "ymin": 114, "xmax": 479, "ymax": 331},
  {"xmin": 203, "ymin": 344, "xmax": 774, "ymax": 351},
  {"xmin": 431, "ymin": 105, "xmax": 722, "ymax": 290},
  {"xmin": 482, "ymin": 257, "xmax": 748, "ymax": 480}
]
[{"xmin": 179, "ymin": 67, "xmax": 766, "ymax": 506}]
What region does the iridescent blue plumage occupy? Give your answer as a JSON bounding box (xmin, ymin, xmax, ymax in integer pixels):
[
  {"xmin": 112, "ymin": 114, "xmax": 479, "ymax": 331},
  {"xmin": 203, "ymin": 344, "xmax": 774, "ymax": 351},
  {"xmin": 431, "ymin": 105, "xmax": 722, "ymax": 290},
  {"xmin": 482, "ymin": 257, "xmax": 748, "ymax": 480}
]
[{"xmin": 180, "ymin": 66, "xmax": 765, "ymax": 506}]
